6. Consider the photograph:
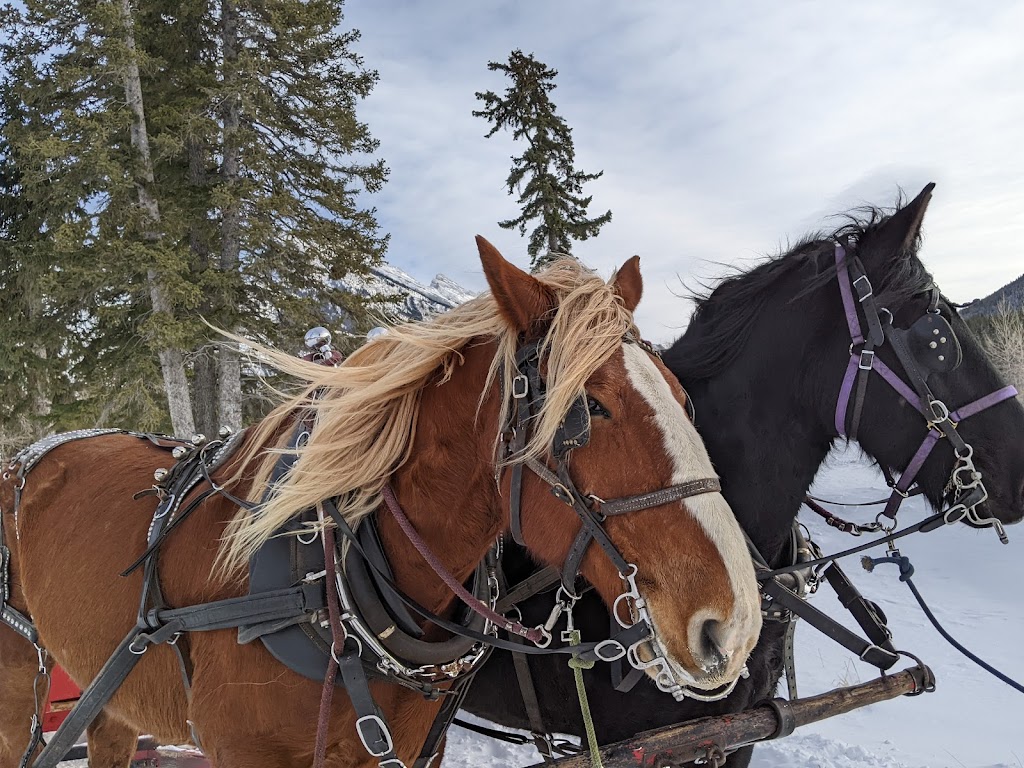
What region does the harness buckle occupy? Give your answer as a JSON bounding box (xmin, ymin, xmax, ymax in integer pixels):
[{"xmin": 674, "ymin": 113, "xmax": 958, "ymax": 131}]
[
  {"xmin": 592, "ymin": 639, "xmax": 627, "ymax": 662},
  {"xmin": 511, "ymin": 374, "xmax": 529, "ymax": 400},
  {"xmin": 927, "ymin": 399, "xmax": 951, "ymax": 426},
  {"xmin": 858, "ymin": 349, "xmax": 875, "ymax": 371},
  {"xmin": 852, "ymin": 274, "xmax": 873, "ymax": 302},
  {"xmin": 550, "ymin": 484, "xmax": 574, "ymax": 506},
  {"xmin": 355, "ymin": 714, "xmax": 395, "ymax": 758}
]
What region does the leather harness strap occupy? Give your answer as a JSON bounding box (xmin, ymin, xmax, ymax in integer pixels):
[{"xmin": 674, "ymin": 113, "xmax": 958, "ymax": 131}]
[
  {"xmin": 30, "ymin": 582, "xmax": 323, "ymax": 768},
  {"xmin": 760, "ymin": 577, "xmax": 899, "ymax": 669},
  {"xmin": 782, "ymin": 620, "xmax": 799, "ymax": 700},
  {"xmin": 0, "ymin": 516, "xmax": 36, "ymax": 644},
  {"xmin": 494, "ymin": 566, "xmax": 560, "ymax": 615},
  {"xmin": 832, "ymin": 244, "xmax": 1018, "ymax": 537},
  {"xmin": 596, "ymin": 478, "xmax": 722, "ymax": 516},
  {"xmin": 823, "ymin": 565, "xmax": 894, "ymax": 652},
  {"xmin": 411, "ymin": 668, "xmax": 484, "ymax": 768},
  {"xmin": 510, "ymin": 635, "xmax": 558, "ymax": 763}
]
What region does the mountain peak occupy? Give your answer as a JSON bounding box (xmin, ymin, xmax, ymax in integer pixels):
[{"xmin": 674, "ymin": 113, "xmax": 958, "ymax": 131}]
[
  {"xmin": 336, "ymin": 262, "xmax": 475, "ymax": 322},
  {"xmin": 961, "ymin": 272, "xmax": 1024, "ymax": 318}
]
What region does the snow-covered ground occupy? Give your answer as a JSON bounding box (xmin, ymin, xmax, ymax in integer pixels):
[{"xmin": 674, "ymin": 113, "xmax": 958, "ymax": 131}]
[{"xmin": 444, "ymin": 444, "xmax": 1024, "ymax": 767}]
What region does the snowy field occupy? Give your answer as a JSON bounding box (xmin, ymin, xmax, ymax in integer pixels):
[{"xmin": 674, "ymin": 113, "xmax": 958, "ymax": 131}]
[{"xmin": 444, "ymin": 445, "xmax": 1024, "ymax": 768}]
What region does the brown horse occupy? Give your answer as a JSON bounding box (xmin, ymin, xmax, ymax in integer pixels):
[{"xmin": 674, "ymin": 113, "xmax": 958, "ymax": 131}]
[{"xmin": 0, "ymin": 238, "xmax": 761, "ymax": 768}]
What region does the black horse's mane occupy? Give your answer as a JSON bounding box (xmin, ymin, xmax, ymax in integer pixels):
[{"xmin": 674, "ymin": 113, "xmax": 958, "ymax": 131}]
[{"xmin": 667, "ymin": 201, "xmax": 935, "ymax": 381}]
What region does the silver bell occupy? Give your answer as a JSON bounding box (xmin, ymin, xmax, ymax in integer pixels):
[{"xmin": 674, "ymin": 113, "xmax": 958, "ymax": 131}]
[
  {"xmin": 218, "ymin": 425, "xmax": 234, "ymax": 438},
  {"xmin": 172, "ymin": 446, "xmax": 188, "ymax": 460},
  {"xmin": 154, "ymin": 467, "xmax": 169, "ymax": 482},
  {"xmin": 366, "ymin": 326, "xmax": 388, "ymax": 341},
  {"xmin": 304, "ymin": 326, "xmax": 332, "ymax": 350},
  {"xmin": 191, "ymin": 433, "xmax": 206, "ymax": 446}
]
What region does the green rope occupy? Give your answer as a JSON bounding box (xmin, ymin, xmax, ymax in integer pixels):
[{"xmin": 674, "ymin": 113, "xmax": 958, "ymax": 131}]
[{"xmin": 567, "ymin": 629, "xmax": 603, "ymax": 768}]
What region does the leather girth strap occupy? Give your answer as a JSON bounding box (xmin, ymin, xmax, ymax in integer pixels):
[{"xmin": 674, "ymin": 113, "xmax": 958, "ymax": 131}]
[{"xmin": 783, "ymin": 619, "xmax": 799, "ymax": 700}]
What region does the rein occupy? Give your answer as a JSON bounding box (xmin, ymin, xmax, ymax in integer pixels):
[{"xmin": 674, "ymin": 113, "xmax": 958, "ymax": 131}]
[{"xmin": 381, "ymin": 485, "xmax": 545, "ymax": 645}]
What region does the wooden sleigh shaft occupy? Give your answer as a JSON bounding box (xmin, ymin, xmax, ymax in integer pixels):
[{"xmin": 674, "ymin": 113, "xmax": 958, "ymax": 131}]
[{"xmin": 529, "ymin": 664, "xmax": 935, "ymax": 767}]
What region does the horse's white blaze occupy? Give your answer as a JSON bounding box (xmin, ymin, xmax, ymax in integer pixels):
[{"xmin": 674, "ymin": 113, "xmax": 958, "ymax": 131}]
[{"xmin": 621, "ymin": 343, "xmax": 761, "ymax": 669}]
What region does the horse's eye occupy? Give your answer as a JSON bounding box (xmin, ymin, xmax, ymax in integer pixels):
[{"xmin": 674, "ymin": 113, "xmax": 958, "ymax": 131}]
[{"xmin": 588, "ymin": 396, "xmax": 610, "ymax": 418}]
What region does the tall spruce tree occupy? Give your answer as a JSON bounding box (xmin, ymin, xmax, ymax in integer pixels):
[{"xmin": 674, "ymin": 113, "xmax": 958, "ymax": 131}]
[
  {"xmin": 205, "ymin": 0, "xmax": 389, "ymax": 429},
  {"xmin": 0, "ymin": 0, "xmax": 387, "ymax": 438},
  {"xmin": 0, "ymin": 85, "xmax": 62, "ymax": 452},
  {"xmin": 474, "ymin": 49, "xmax": 611, "ymax": 270},
  {"xmin": 117, "ymin": 0, "xmax": 197, "ymax": 436},
  {"xmin": 0, "ymin": 0, "xmax": 190, "ymax": 433}
]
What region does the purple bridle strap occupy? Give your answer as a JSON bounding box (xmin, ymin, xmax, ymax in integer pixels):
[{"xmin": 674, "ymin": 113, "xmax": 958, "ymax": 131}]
[
  {"xmin": 951, "ymin": 386, "xmax": 1019, "ymax": 422},
  {"xmin": 834, "ymin": 244, "xmax": 873, "ymax": 434},
  {"xmin": 873, "ymin": 358, "xmax": 927, "ymax": 416},
  {"xmin": 836, "ymin": 244, "xmax": 865, "ymax": 345},
  {"xmin": 892, "ymin": 431, "xmax": 941, "ymax": 496},
  {"xmin": 835, "ymin": 356, "xmax": 859, "ymax": 435},
  {"xmin": 882, "ymin": 385, "xmax": 1018, "ymax": 516},
  {"xmin": 382, "ymin": 484, "xmax": 546, "ymax": 645},
  {"xmin": 831, "ymin": 242, "xmax": 1020, "ymax": 517}
]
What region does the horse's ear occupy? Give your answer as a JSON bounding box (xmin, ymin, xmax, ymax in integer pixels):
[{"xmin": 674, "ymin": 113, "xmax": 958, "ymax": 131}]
[
  {"xmin": 477, "ymin": 235, "xmax": 556, "ymax": 333},
  {"xmin": 611, "ymin": 255, "xmax": 643, "ymax": 312},
  {"xmin": 862, "ymin": 183, "xmax": 935, "ymax": 266}
]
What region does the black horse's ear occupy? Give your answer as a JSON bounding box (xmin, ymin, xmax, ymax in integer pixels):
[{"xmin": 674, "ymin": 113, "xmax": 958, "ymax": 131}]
[{"xmin": 862, "ymin": 183, "xmax": 935, "ymax": 267}]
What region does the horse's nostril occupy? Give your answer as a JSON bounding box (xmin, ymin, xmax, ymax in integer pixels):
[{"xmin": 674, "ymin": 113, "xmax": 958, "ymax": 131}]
[{"xmin": 698, "ymin": 619, "xmax": 728, "ymax": 674}]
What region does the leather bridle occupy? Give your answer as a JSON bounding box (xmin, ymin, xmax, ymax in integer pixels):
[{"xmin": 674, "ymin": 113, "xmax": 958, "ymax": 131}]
[
  {"xmin": 832, "ymin": 243, "xmax": 1018, "ymax": 541},
  {"xmin": 498, "ymin": 333, "xmax": 735, "ymax": 701}
]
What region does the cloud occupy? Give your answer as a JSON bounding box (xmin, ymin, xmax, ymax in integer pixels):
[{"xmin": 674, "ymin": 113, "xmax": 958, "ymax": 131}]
[{"xmin": 344, "ymin": 0, "xmax": 1024, "ymax": 343}]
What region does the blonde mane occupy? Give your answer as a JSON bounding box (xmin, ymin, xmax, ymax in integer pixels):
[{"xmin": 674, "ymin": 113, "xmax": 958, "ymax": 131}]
[{"xmin": 220, "ymin": 258, "xmax": 639, "ymax": 571}]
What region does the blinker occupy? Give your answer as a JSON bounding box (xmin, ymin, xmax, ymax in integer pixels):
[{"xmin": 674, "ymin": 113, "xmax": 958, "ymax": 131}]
[
  {"xmin": 899, "ymin": 313, "xmax": 962, "ymax": 376},
  {"xmin": 552, "ymin": 395, "xmax": 592, "ymax": 459}
]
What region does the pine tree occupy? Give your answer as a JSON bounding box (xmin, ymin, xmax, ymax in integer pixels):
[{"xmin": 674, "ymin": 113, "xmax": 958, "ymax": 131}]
[
  {"xmin": 0, "ymin": 88, "xmax": 60, "ymax": 452},
  {"xmin": 474, "ymin": 49, "xmax": 611, "ymax": 270},
  {"xmin": 203, "ymin": 0, "xmax": 390, "ymax": 430},
  {"xmin": 0, "ymin": 0, "xmax": 388, "ymax": 439},
  {"xmin": 0, "ymin": 0, "xmax": 189, "ymax": 433}
]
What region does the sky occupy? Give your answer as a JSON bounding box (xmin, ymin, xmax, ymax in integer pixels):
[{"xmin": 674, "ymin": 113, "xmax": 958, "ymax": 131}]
[{"xmin": 343, "ymin": 0, "xmax": 1024, "ymax": 344}]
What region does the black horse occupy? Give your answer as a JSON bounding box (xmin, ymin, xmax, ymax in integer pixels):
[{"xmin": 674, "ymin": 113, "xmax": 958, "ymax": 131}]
[{"xmin": 460, "ymin": 185, "xmax": 1024, "ymax": 766}]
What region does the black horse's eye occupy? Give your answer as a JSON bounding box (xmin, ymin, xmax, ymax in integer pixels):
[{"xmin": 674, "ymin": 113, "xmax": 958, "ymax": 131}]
[{"xmin": 587, "ymin": 396, "xmax": 610, "ymax": 418}]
